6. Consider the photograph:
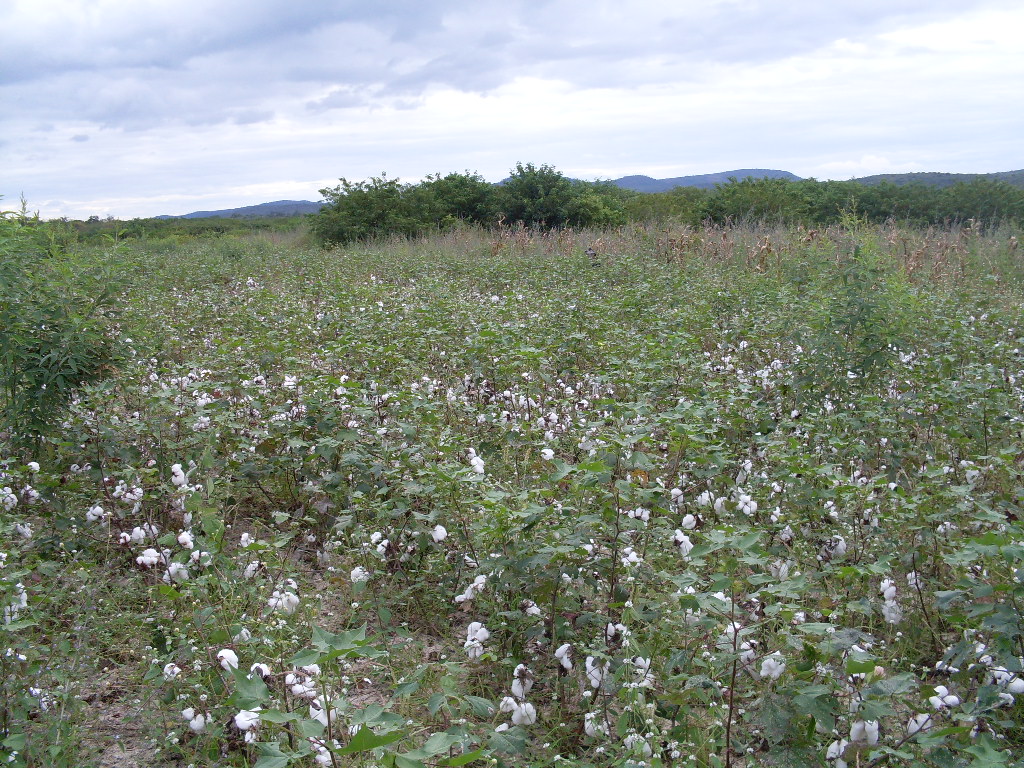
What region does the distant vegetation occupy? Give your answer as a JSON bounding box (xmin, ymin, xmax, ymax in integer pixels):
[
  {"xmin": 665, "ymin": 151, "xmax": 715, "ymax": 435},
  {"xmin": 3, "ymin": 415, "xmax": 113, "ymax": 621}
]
[
  {"xmin": 311, "ymin": 165, "xmax": 1024, "ymax": 244},
  {"xmin": 18, "ymin": 164, "xmax": 1024, "ymax": 249}
]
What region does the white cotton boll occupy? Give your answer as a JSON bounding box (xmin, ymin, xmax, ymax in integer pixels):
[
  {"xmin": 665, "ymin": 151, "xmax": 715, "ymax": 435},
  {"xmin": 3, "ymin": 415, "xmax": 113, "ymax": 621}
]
[
  {"xmin": 929, "ymin": 685, "xmax": 960, "ymax": 710},
  {"xmin": 695, "ymin": 490, "xmax": 714, "ymax": 507},
  {"xmin": 431, "ymin": 525, "xmax": 448, "ymax": 543},
  {"xmin": 350, "ymin": 566, "xmax": 370, "ymax": 583},
  {"xmin": 760, "ymin": 652, "xmax": 786, "ymax": 680},
  {"xmin": 1, "ymin": 487, "xmax": 18, "ymax": 511},
  {"xmin": 585, "ymin": 656, "xmax": 606, "ymax": 688},
  {"xmin": 470, "ymin": 455, "xmax": 485, "ymax": 474},
  {"xmin": 27, "ymin": 462, "xmax": 40, "ymax": 473},
  {"xmin": 86, "ymin": 504, "xmax": 106, "ymax": 523},
  {"xmin": 164, "ymin": 562, "xmax": 189, "ymax": 583},
  {"xmin": 540, "ymin": 448, "xmax": 554, "ymax": 461},
  {"xmin": 880, "ymin": 579, "xmax": 897, "ymax": 601},
  {"xmin": 250, "ymin": 663, "xmax": 272, "ymax": 678},
  {"xmin": 849, "ymin": 720, "xmax": 879, "ymax": 745},
  {"xmin": 499, "ymin": 696, "xmax": 517, "ymax": 713},
  {"xmin": 170, "ymin": 464, "xmax": 187, "ymax": 487},
  {"xmin": 907, "ymin": 713, "xmax": 931, "ymax": 735},
  {"xmin": 737, "ymin": 494, "xmax": 757, "ymax": 516},
  {"xmin": 624, "ymin": 734, "xmax": 652, "ymax": 757},
  {"xmin": 511, "ymin": 701, "xmax": 537, "ymax": 725},
  {"xmin": 217, "ymin": 649, "xmax": 239, "ymax": 671},
  {"xmin": 243, "ymin": 561, "xmax": 262, "ymax": 579},
  {"xmin": 234, "ymin": 708, "xmax": 261, "ymax": 731},
  {"xmin": 511, "ymin": 664, "xmax": 533, "ymax": 699},
  {"xmin": 881, "ymin": 600, "xmax": 903, "ymax": 624},
  {"xmin": 268, "ymin": 590, "xmax": 300, "ymax": 614},
  {"xmin": 14, "ymin": 522, "xmax": 32, "ymax": 539},
  {"xmin": 464, "ymin": 639, "xmax": 484, "ymax": 659},
  {"xmin": 177, "ymin": 530, "xmax": 195, "ymax": 550},
  {"xmin": 467, "ymin": 622, "xmax": 490, "ymax": 643},
  {"xmin": 188, "ymin": 712, "xmax": 207, "ymax": 733},
  {"xmin": 680, "ymin": 513, "xmax": 697, "ymax": 530},
  {"xmin": 674, "ymin": 530, "xmax": 694, "ymax": 560},
  {"xmin": 714, "ymin": 496, "xmax": 728, "ymax": 514},
  {"xmin": 239, "ymin": 532, "xmax": 254, "ymax": 547},
  {"xmin": 162, "ymin": 662, "xmax": 182, "ymax": 681},
  {"xmin": 554, "ymin": 643, "xmax": 573, "ymax": 671},
  {"xmin": 584, "ymin": 711, "xmax": 607, "ymax": 737},
  {"xmin": 826, "ymin": 738, "xmax": 849, "ymax": 766},
  {"xmin": 136, "ymin": 550, "xmax": 160, "ymax": 570}
]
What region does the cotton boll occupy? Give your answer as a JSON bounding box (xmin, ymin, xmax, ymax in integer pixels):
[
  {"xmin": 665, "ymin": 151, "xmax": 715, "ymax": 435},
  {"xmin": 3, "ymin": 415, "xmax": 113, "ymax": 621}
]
[
  {"xmin": 554, "ymin": 643, "xmax": 573, "ymax": 671},
  {"xmin": 217, "ymin": 649, "xmax": 239, "ymax": 671},
  {"xmin": 163, "ymin": 663, "xmax": 182, "ymax": 681},
  {"xmin": 431, "ymin": 524, "xmax": 448, "ymax": 542},
  {"xmin": 849, "ymin": 719, "xmax": 879, "ymax": 745},
  {"xmin": 511, "ymin": 701, "xmax": 537, "ymax": 725},
  {"xmin": 907, "ymin": 713, "xmax": 931, "ymax": 735},
  {"xmin": 511, "ymin": 664, "xmax": 533, "ymax": 699},
  {"xmin": 170, "ymin": 464, "xmax": 187, "ymax": 487},
  {"xmin": 350, "ymin": 566, "xmax": 370, "ymax": 583},
  {"xmin": 234, "ymin": 708, "xmax": 261, "ymax": 731},
  {"xmin": 760, "ymin": 652, "xmax": 786, "ymax": 680}
]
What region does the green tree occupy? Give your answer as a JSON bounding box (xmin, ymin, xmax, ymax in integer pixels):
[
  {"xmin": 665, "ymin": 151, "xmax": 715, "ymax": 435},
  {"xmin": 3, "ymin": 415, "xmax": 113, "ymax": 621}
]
[
  {"xmin": 494, "ymin": 162, "xmax": 577, "ymax": 228},
  {"xmin": 419, "ymin": 171, "xmax": 496, "ymax": 226},
  {"xmin": 312, "ymin": 174, "xmax": 431, "ymax": 244}
]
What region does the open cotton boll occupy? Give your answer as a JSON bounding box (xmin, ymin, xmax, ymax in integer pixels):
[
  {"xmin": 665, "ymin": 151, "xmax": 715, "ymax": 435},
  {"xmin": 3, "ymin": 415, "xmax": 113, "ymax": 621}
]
[
  {"xmin": 234, "ymin": 708, "xmax": 261, "ymax": 731},
  {"xmin": 511, "ymin": 664, "xmax": 533, "ymax": 699},
  {"xmin": 217, "ymin": 648, "xmax": 239, "ymax": 670},
  {"xmin": 170, "ymin": 464, "xmax": 187, "ymax": 487},
  {"xmin": 554, "ymin": 643, "xmax": 573, "ymax": 671},
  {"xmin": 510, "ymin": 701, "xmax": 537, "ymax": 725},
  {"xmin": 431, "ymin": 524, "xmax": 448, "ymax": 542},
  {"xmin": 849, "ymin": 719, "xmax": 879, "ymax": 745},
  {"xmin": 760, "ymin": 652, "xmax": 786, "ymax": 680}
]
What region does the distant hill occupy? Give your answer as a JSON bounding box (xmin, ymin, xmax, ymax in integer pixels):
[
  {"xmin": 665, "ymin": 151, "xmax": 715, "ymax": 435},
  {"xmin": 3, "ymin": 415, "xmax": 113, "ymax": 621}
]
[
  {"xmin": 156, "ymin": 200, "xmax": 323, "ymax": 219},
  {"xmin": 850, "ymin": 170, "xmax": 1024, "ymax": 189},
  {"xmin": 611, "ymin": 169, "xmax": 801, "ymax": 192},
  {"xmin": 155, "ymin": 169, "xmax": 1024, "ymax": 218}
]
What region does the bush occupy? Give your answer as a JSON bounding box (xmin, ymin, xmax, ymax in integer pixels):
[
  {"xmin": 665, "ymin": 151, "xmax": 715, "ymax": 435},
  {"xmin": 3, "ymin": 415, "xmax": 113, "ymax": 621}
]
[{"xmin": 0, "ymin": 204, "xmax": 120, "ymax": 452}]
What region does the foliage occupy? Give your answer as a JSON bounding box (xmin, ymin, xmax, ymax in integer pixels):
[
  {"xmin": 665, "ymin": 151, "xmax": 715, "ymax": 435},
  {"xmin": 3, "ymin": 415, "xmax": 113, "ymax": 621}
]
[
  {"xmin": 2, "ymin": 222, "xmax": 1024, "ymax": 766},
  {"xmin": 0, "ymin": 204, "xmax": 120, "ymax": 450}
]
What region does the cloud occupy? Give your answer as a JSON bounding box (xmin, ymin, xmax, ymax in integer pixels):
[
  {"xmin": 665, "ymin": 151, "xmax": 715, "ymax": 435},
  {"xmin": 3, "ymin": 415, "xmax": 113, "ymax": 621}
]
[{"xmin": 2, "ymin": 0, "xmax": 1021, "ymax": 218}]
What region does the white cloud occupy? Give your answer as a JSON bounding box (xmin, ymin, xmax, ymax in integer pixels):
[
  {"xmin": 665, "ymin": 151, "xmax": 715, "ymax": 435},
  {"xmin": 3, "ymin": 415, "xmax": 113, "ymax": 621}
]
[{"xmin": 1, "ymin": 0, "xmax": 1021, "ymax": 218}]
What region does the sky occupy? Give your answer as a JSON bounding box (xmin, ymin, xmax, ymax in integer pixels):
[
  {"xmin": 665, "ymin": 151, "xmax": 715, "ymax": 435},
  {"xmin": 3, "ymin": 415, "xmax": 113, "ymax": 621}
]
[{"xmin": 2, "ymin": 0, "xmax": 1022, "ymax": 220}]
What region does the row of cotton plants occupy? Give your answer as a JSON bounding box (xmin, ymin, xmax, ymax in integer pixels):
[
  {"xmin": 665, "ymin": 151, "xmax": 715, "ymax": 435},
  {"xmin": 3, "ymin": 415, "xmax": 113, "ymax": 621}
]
[{"xmin": 1, "ymin": 225, "xmax": 1023, "ymax": 767}]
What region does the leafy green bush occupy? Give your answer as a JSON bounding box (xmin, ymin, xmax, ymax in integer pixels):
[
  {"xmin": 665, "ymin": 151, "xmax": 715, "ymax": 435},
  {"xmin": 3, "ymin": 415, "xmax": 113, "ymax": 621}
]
[{"xmin": 0, "ymin": 205, "xmax": 120, "ymax": 451}]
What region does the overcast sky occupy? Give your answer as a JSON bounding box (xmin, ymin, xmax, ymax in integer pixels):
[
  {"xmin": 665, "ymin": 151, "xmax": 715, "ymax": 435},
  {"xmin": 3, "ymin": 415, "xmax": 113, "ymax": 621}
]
[{"xmin": 2, "ymin": 0, "xmax": 1021, "ymax": 220}]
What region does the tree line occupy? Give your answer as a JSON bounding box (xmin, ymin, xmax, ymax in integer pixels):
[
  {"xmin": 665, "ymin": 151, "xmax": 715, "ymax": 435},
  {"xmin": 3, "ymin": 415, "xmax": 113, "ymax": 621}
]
[{"xmin": 311, "ymin": 163, "xmax": 1024, "ymax": 244}]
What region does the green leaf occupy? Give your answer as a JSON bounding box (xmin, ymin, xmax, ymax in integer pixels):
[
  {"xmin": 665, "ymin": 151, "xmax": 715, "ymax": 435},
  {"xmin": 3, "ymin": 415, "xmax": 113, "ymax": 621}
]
[
  {"xmin": 336, "ymin": 726, "xmax": 405, "ymax": 755},
  {"xmin": 259, "ymin": 709, "xmax": 300, "ymax": 724},
  {"xmin": 253, "ymin": 758, "xmax": 291, "ymax": 768},
  {"xmin": 488, "ymin": 726, "xmax": 527, "ymax": 755},
  {"xmin": 230, "ymin": 668, "xmax": 270, "ymax": 707},
  {"xmin": 444, "ymin": 748, "xmax": 488, "ymax": 766}
]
